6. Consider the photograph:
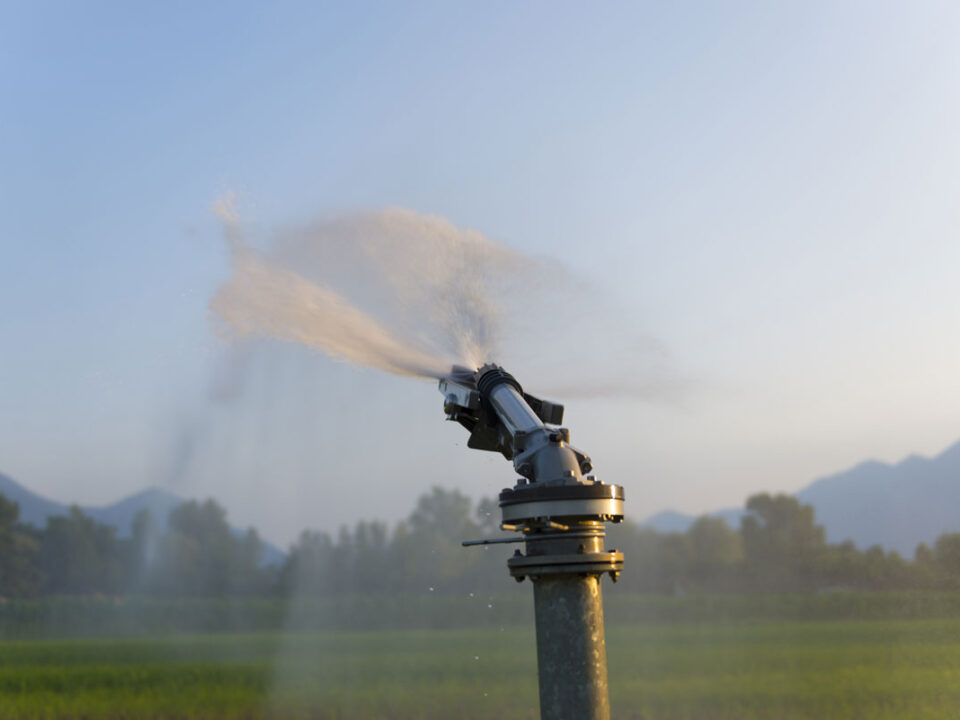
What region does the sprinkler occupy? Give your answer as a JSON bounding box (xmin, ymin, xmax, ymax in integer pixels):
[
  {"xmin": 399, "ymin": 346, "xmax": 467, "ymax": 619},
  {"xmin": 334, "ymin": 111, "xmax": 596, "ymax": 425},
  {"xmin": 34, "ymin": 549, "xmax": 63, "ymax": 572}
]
[{"xmin": 441, "ymin": 364, "xmax": 625, "ymax": 720}]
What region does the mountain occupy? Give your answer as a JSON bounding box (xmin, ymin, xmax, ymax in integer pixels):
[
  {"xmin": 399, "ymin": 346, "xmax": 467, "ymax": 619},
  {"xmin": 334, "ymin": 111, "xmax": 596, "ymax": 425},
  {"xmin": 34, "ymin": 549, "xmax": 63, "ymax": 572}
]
[
  {"xmin": 0, "ymin": 472, "xmax": 68, "ymax": 528},
  {"xmin": 640, "ymin": 509, "xmax": 702, "ymax": 534},
  {"xmin": 0, "ymin": 472, "xmax": 286, "ymax": 566},
  {"xmin": 84, "ymin": 487, "xmax": 183, "ymax": 536},
  {"xmin": 796, "ymin": 440, "xmax": 960, "ymax": 556},
  {"xmin": 639, "ymin": 439, "xmax": 960, "ymax": 557}
]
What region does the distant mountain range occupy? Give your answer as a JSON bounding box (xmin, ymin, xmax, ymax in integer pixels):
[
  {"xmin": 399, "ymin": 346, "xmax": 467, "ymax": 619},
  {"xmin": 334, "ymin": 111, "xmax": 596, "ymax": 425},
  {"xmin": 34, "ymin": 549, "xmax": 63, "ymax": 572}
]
[
  {"xmin": 0, "ymin": 473, "xmax": 286, "ymax": 566},
  {"xmin": 640, "ymin": 439, "xmax": 960, "ymax": 558}
]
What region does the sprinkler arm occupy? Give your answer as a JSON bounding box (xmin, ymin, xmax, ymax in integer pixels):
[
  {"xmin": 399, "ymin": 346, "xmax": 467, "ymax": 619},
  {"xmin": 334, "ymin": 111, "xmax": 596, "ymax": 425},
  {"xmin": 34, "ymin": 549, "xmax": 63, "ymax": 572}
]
[{"xmin": 440, "ymin": 364, "xmax": 593, "ymax": 485}]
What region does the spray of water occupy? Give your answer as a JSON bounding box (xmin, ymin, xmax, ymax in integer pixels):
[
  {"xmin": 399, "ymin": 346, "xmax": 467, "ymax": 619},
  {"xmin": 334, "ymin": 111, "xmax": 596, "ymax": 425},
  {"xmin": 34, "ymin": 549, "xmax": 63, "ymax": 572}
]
[
  {"xmin": 210, "ymin": 197, "xmax": 683, "ymax": 412},
  {"xmin": 211, "ymin": 203, "xmax": 522, "ymax": 380}
]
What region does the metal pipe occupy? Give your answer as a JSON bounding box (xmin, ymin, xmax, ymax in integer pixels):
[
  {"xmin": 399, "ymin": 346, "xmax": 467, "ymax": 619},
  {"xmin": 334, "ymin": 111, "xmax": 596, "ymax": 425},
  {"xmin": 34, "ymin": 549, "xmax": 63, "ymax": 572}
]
[
  {"xmin": 533, "ymin": 574, "xmax": 610, "ymax": 720},
  {"xmin": 479, "ymin": 372, "xmax": 586, "ymax": 484},
  {"xmin": 487, "ymin": 382, "xmax": 545, "ymax": 436}
]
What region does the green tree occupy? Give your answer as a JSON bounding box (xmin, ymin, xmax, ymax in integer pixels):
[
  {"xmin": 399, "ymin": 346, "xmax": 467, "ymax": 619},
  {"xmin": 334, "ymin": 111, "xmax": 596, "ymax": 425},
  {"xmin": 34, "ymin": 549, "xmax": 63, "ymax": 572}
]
[
  {"xmin": 878, "ymin": 549, "xmax": 912, "ymax": 590},
  {"xmin": 606, "ymin": 524, "xmax": 664, "ymax": 592},
  {"xmin": 687, "ymin": 516, "xmax": 743, "ymax": 590},
  {"xmin": 0, "ymin": 494, "xmax": 40, "ymax": 596},
  {"xmin": 149, "ymin": 499, "xmax": 267, "ymax": 596},
  {"xmin": 913, "ymin": 542, "xmax": 938, "ymax": 589},
  {"xmin": 657, "ymin": 532, "xmax": 693, "ymax": 593},
  {"xmin": 395, "ymin": 486, "xmax": 481, "ymax": 592},
  {"xmin": 933, "ymin": 533, "xmax": 960, "ymax": 589},
  {"xmin": 281, "ymin": 529, "xmax": 334, "ymax": 594},
  {"xmin": 37, "ymin": 507, "xmax": 122, "ymax": 595},
  {"xmin": 741, "ymin": 493, "xmax": 826, "ymax": 591},
  {"xmin": 351, "ymin": 521, "xmax": 390, "ymax": 594},
  {"xmin": 821, "ymin": 540, "xmax": 864, "ymax": 588},
  {"xmin": 234, "ymin": 527, "xmax": 272, "ymax": 594}
]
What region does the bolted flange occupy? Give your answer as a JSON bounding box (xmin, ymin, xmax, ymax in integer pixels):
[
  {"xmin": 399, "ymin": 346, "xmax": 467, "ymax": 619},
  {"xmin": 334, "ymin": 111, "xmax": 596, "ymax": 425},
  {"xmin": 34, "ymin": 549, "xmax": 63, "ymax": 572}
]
[
  {"xmin": 499, "ymin": 482, "xmax": 625, "ymax": 581},
  {"xmin": 499, "ymin": 482, "xmax": 625, "ymax": 525}
]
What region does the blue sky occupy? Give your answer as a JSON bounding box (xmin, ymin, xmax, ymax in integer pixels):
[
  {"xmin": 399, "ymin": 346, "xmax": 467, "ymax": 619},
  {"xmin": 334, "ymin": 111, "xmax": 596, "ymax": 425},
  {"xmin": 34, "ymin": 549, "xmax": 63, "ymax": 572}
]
[{"xmin": 2, "ymin": 2, "xmax": 959, "ymax": 544}]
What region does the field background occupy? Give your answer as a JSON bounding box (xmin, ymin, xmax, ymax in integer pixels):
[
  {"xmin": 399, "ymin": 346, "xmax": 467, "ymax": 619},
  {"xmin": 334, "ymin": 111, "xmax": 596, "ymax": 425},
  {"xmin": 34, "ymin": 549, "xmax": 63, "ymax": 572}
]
[{"xmin": 2, "ymin": 594, "xmax": 960, "ymax": 719}]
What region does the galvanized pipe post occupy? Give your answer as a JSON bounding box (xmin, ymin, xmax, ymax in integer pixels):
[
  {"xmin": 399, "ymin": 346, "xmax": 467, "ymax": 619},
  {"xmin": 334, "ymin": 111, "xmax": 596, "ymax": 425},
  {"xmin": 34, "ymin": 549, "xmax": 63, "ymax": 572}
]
[{"xmin": 533, "ymin": 573, "xmax": 610, "ymax": 720}]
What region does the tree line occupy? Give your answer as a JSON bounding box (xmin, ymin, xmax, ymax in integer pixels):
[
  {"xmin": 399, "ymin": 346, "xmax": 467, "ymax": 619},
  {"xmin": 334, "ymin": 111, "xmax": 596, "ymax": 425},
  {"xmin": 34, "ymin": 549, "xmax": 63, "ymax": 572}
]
[
  {"xmin": 610, "ymin": 494, "xmax": 935, "ymax": 593},
  {"xmin": 3, "ymin": 488, "xmax": 960, "ymax": 598}
]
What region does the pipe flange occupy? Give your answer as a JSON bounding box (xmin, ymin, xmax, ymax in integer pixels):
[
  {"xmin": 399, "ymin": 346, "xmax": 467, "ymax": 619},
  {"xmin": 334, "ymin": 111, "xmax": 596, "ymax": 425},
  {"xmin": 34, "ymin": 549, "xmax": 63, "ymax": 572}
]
[
  {"xmin": 499, "ymin": 483, "xmax": 625, "ymax": 524},
  {"xmin": 507, "ymin": 550, "xmax": 624, "ymax": 578}
]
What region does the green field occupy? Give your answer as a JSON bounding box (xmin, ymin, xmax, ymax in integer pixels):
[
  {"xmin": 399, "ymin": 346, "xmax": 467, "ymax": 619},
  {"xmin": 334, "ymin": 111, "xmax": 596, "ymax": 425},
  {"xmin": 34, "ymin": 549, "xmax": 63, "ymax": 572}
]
[{"xmin": 2, "ymin": 618, "xmax": 960, "ymax": 719}]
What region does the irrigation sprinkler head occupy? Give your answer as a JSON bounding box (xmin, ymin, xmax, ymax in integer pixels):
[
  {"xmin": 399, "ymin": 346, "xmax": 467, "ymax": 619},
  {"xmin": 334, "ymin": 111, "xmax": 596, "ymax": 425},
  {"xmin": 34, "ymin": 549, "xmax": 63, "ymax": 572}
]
[
  {"xmin": 440, "ymin": 364, "xmax": 590, "ymax": 484},
  {"xmin": 442, "ymin": 364, "xmax": 624, "ymax": 579}
]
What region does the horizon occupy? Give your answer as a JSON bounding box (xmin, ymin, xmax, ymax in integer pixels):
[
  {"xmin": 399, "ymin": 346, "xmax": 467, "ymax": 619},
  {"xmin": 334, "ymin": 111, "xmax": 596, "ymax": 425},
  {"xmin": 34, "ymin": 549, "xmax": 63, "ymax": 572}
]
[{"xmin": 3, "ymin": 429, "xmax": 959, "ymax": 549}]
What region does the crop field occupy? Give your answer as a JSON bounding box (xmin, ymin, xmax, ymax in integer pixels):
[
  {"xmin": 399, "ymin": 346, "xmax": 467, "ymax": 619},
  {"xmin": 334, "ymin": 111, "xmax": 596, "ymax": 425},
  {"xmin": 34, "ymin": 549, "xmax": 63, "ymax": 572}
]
[{"xmin": 2, "ymin": 619, "xmax": 960, "ymax": 719}]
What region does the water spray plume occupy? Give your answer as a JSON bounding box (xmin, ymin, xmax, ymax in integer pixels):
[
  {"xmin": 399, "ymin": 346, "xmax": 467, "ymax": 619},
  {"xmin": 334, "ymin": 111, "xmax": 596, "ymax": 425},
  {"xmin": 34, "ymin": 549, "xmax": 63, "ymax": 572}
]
[
  {"xmin": 210, "ymin": 204, "xmax": 518, "ymax": 380},
  {"xmin": 212, "ymin": 245, "xmax": 452, "ymax": 379},
  {"xmin": 210, "ymin": 199, "xmax": 678, "ymax": 403}
]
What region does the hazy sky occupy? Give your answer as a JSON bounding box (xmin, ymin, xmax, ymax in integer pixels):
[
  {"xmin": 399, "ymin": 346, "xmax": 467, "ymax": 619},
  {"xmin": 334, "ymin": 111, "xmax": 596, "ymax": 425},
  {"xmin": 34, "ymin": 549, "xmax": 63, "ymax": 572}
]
[{"xmin": 2, "ymin": 2, "xmax": 959, "ymax": 546}]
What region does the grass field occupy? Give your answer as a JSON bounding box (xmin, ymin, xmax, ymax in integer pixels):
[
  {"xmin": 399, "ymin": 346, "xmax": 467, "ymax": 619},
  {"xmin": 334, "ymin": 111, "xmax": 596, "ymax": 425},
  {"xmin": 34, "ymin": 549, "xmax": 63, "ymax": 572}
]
[{"xmin": 2, "ymin": 618, "xmax": 960, "ymax": 719}]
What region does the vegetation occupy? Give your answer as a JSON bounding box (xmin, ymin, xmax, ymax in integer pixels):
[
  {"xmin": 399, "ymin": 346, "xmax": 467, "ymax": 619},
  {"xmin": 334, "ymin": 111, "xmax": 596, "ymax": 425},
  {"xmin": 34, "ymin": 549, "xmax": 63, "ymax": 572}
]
[
  {"xmin": 4, "ymin": 487, "xmax": 960, "ymax": 600},
  {"xmin": 607, "ymin": 493, "xmax": 944, "ymax": 594},
  {"xmin": 3, "ymin": 619, "xmax": 960, "ymax": 718},
  {"xmin": 4, "ymin": 488, "xmax": 960, "ymax": 718},
  {"xmin": 6, "ymin": 591, "xmax": 960, "ymax": 640}
]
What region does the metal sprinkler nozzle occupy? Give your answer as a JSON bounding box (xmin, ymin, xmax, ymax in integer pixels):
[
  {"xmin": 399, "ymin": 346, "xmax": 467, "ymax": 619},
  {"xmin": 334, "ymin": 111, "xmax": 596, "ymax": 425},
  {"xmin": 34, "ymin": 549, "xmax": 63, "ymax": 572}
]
[{"xmin": 440, "ymin": 364, "xmax": 589, "ymax": 484}]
